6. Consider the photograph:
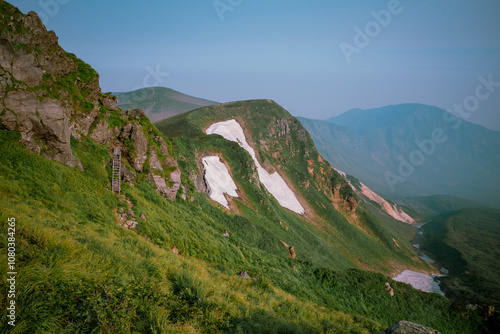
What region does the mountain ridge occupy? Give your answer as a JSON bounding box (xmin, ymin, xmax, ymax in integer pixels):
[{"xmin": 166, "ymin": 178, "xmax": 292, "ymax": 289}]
[
  {"xmin": 115, "ymin": 86, "xmax": 218, "ymax": 122},
  {"xmin": 300, "ymin": 103, "xmax": 500, "ymax": 208}
]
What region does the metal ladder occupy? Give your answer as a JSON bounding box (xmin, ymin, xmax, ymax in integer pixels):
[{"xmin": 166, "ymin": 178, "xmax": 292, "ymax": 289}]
[{"xmin": 111, "ymin": 148, "xmax": 121, "ymax": 194}]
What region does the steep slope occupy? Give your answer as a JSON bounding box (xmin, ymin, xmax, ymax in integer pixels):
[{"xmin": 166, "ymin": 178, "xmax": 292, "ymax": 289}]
[
  {"xmin": 115, "ymin": 86, "xmax": 218, "ymax": 122},
  {"xmin": 0, "ymin": 2, "xmax": 181, "ymax": 201},
  {"xmin": 299, "ymin": 104, "xmax": 500, "ymax": 208},
  {"xmin": 0, "ymin": 3, "xmax": 490, "ymax": 333},
  {"xmin": 155, "ymin": 100, "xmax": 429, "ymax": 275},
  {"xmin": 336, "ymin": 170, "xmax": 414, "ymax": 224}
]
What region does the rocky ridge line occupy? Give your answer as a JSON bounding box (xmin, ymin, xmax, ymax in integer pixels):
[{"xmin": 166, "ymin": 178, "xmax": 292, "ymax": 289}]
[{"xmin": 0, "ymin": 3, "xmax": 180, "ymax": 200}]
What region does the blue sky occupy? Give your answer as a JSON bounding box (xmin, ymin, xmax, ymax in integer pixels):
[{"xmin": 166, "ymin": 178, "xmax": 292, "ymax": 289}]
[{"xmin": 9, "ymin": 0, "xmax": 500, "ymax": 130}]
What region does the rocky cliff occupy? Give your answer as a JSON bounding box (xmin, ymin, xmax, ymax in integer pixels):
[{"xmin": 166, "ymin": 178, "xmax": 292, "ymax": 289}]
[{"xmin": 0, "ymin": 2, "xmax": 180, "ymax": 199}]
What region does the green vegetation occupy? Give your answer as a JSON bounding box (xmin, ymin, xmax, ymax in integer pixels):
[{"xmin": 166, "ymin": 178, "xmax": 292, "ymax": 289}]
[
  {"xmin": 422, "ymin": 208, "xmax": 500, "ymax": 308},
  {"xmin": 0, "ymin": 128, "xmax": 487, "ymax": 333},
  {"xmin": 0, "ymin": 2, "xmax": 493, "ymax": 332},
  {"xmin": 401, "ymin": 195, "xmax": 485, "ymax": 218},
  {"xmin": 157, "ymin": 100, "xmax": 428, "ymax": 274}
]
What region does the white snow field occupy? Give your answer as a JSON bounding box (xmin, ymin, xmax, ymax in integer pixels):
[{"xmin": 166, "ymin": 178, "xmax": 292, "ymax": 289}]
[
  {"xmin": 392, "ymin": 270, "xmax": 444, "ymax": 295},
  {"xmin": 202, "ymin": 156, "xmax": 238, "ymax": 209},
  {"xmin": 206, "ymin": 119, "xmax": 305, "ymax": 214}
]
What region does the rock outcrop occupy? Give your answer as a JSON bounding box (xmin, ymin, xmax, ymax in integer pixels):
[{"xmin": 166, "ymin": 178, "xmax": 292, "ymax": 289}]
[
  {"xmin": 1, "ymin": 7, "xmax": 100, "ymax": 166},
  {"xmin": 379, "ymin": 321, "xmax": 441, "ymax": 334},
  {"xmin": 0, "ymin": 4, "xmax": 181, "ymax": 200}
]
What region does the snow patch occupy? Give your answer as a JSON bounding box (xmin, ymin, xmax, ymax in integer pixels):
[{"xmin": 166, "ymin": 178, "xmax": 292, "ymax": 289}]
[
  {"xmin": 393, "ymin": 270, "xmax": 444, "ymax": 295},
  {"xmin": 359, "ymin": 182, "xmax": 414, "ymax": 223},
  {"xmin": 202, "ymin": 156, "xmax": 238, "ymax": 209},
  {"xmin": 206, "ymin": 119, "xmax": 305, "ymax": 214}
]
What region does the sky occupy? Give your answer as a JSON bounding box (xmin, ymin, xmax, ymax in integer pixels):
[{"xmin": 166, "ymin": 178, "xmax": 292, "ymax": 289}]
[{"xmin": 9, "ymin": 0, "xmax": 500, "ymax": 130}]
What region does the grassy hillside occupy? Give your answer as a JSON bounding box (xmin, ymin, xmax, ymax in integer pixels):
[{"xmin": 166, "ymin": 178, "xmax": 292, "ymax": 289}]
[
  {"xmin": 421, "ymin": 208, "xmax": 500, "ymax": 308},
  {"xmin": 0, "ymin": 129, "xmax": 487, "ymax": 333},
  {"xmin": 156, "ymin": 100, "xmax": 431, "ymax": 275},
  {"xmin": 115, "ymin": 87, "xmax": 218, "ymax": 122},
  {"xmin": 0, "ymin": 2, "xmax": 491, "ymax": 332}
]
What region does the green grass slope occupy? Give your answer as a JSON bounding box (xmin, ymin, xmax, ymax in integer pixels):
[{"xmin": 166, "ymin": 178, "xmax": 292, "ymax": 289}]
[
  {"xmin": 0, "ymin": 2, "xmax": 491, "ymax": 332},
  {"xmin": 0, "ymin": 129, "xmax": 487, "ymax": 333},
  {"xmin": 156, "ymin": 100, "xmax": 430, "ymax": 275},
  {"xmin": 115, "ymin": 87, "xmax": 218, "ymax": 122},
  {"xmin": 421, "ymin": 207, "xmax": 500, "ymax": 308}
]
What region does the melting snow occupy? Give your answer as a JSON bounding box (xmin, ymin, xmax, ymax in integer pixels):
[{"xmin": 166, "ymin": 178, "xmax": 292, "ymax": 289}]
[
  {"xmin": 393, "ymin": 270, "xmax": 444, "ymax": 295},
  {"xmin": 202, "ymin": 156, "xmax": 238, "ymax": 209},
  {"xmin": 206, "ymin": 119, "xmax": 305, "ymax": 214},
  {"xmin": 359, "ymin": 182, "xmax": 414, "ymax": 223}
]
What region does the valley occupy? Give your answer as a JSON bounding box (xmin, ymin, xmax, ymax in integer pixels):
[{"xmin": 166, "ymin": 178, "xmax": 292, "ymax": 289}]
[{"xmin": 1, "ymin": 1, "xmax": 499, "ymax": 333}]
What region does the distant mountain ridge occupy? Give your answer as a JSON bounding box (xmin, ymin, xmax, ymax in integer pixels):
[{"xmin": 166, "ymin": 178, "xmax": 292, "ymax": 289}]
[
  {"xmin": 114, "ymin": 86, "xmax": 218, "ymax": 122},
  {"xmin": 299, "ymin": 103, "xmax": 500, "ymax": 208}
]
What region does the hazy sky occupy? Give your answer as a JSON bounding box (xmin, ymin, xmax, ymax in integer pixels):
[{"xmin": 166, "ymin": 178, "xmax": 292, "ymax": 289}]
[{"xmin": 10, "ymin": 0, "xmax": 500, "ymax": 130}]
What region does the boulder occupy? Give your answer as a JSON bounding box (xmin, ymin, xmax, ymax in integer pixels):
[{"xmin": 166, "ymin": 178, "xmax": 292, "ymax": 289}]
[
  {"xmin": 237, "ymin": 271, "xmax": 252, "ymax": 279},
  {"xmin": 125, "ymin": 108, "xmax": 145, "ymax": 119},
  {"xmin": 121, "ymin": 210, "xmax": 135, "ymax": 219},
  {"xmin": 379, "ymin": 321, "xmax": 441, "ymax": 334},
  {"xmin": 100, "ymin": 93, "xmax": 117, "ymax": 111},
  {"xmin": 148, "ymin": 173, "xmax": 169, "ymax": 194},
  {"xmin": 385, "ymin": 282, "xmax": 394, "ymax": 297}
]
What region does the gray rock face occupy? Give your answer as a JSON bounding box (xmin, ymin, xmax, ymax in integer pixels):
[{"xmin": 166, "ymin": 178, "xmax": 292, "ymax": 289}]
[
  {"xmin": 130, "ymin": 125, "xmax": 148, "ymax": 171},
  {"xmin": 90, "ymin": 119, "xmax": 111, "ymax": 145},
  {"xmin": 0, "ymin": 9, "xmax": 92, "ymax": 168},
  {"xmin": 120, "ymin": 162, "xmax": 136, "ymax": 184},
  {"xmin": 166, "ymin": 169, "xmax": 182, "ymax": 199},
  {"xmin": 379, "ymin": 321, "xmax": 441, "ymax": 334},
  {"xmin": 118, "ymin": 124, "xmax": 148, "ymax": 172},
  {"xmin": 2, "ymin": 90, "xmax": 78, "ymax": 166},
  {"xmin": 149, "ymin": 146, "xmax": 163, "ymax": 171}
]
